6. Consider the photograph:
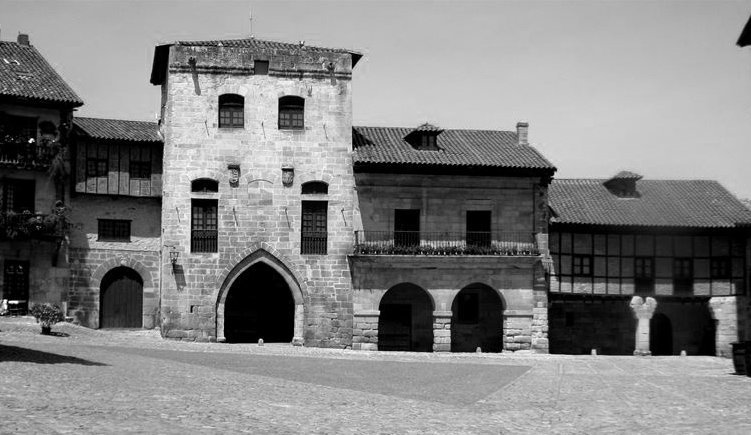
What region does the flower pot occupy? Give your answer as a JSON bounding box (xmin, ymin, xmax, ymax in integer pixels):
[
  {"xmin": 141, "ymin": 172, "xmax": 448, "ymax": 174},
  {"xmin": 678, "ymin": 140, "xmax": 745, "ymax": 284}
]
[{"xmin": 40, "ymin": 325, "xmax": 52, "ymax": 335}]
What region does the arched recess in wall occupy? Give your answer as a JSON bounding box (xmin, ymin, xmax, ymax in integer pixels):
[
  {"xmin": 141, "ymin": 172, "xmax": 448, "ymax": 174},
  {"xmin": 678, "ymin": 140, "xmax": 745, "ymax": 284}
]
[
  {"xmin": 450, "ymin": 283, "xmax": 504, "ymax": 353},
  {"xmin": 191, "ymin": 178, "xmax": 219, "ymax": 193},
  {"xmin": 378, "ymin": 283, "xmax": 434, "ymax": 352},
  {"xmin": 301, "ymin": 181, "xmax": 328, "ymax": 195}
]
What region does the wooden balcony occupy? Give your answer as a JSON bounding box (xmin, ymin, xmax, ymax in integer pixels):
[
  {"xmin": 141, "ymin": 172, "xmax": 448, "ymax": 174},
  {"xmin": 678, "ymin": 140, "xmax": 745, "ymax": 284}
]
[{"xmin": 353, "ymin": 231, "xmax": 539, "ymax": 256}]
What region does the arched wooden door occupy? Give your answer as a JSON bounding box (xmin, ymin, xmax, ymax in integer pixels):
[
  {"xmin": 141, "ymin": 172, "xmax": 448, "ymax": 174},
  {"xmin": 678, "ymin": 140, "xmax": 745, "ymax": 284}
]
[{"xmin": 100, "ymin": 267, "xmax": 143, "ymax": 328}]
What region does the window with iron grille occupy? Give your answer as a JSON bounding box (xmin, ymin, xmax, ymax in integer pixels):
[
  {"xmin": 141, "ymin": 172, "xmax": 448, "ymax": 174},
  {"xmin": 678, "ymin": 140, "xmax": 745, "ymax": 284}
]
[
  {"xmin": 301, "ymin": 201, "xmax": 327, "ymax": 254},
  {"xmin": 191, "ymin": 199, "xmax": 218, "ymax": 253},
  {"xmin": 710, "ymin": 257, "xmax": 731, "ymax": 279},
  {"xmin": 130, "ymin": 160, "xmax": 151, "ymax": 179},
  {"xmin": 191, "ymin": 178, "xmax": 219, "ymax": 193},
  {"xmin": 279, "ymin": 96, "xmax": 304, "ymax": 130},
  {"xmin": 86, "ymin": 158, "xmax": 108, "ymax": 178},
  {"xmin": 1, "ymin": 179, "xmax": 35, "ymax": 213},
  {"xmin": 673, "ymin": 258, "xmax": 693, "ymax": 294},
  {"xmin": 573, "ymin": 255, "xmax": 593, "ymax": 276},
  {"xmin": 98, "ymin": 219, "xmax": 131, "ymax": 242},
  {"xmin": 3, "ymin": 260, "xmax": 29, "ymax": 301},
  {"xmin": 219, "ymin": 94, "xmax": 244, "ymax": 128},
  {"xmin": 634, "ymin": 257, "xmax": 654, "ymax": 293}
]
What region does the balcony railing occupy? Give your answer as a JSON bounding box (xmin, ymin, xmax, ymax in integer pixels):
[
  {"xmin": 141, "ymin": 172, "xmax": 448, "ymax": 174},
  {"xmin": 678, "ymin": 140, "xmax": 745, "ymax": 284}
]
[
  {"xmin": 0, "ymin": 138, "xmax": 58, "ymax": 168},
  {"xmin": 0, "ymin": 212, "xmax": 66, "ymax": 240},
  {"xmin": 302, "ymin": 231, "xmax": 328, "ymax": 255},
  {"xmin": 191, "ymin": 230, "xmax": 218, "ymax": 253},
  {"xmin": 353, "ymin": 231, "xmax": 539, "ymax": 256}
]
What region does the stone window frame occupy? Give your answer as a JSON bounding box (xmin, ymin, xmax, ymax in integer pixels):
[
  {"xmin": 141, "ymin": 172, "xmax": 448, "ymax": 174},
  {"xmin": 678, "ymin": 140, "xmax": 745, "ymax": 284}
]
[
  {"xmin": 218, "ymin": 94, "xmax": 244, "ymax": 129},
  {"xmin": 278, "ymin": 96, "xmax": 305, "ymax": 130}
]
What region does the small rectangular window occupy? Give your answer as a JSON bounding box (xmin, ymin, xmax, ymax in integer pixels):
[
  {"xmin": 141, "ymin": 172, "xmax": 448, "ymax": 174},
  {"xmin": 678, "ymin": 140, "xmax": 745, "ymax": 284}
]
[
  {"xmin": 572, "ymin": 255, "xmax": 593, "ymax": 276},
  {"xmin": 86, "ymin": 158, "xmax": 108, "ymax": 178},
  {"xmin": 191, "ymin": 199, "xmax": 218, "ymax": 253},
  {"xmin": 98, "ymin": 219, "xmax": 131, "ymax": 242},
  {"xmin": 711, "ymin": 257, "xmax": 731, "ymax": 279},
  {"xmin": 130, "ymin": 160, "xmax": 151, "ymax": 180},
  {"xmin": 302, "ymin": 201, "xmax": 327, "ymax": 254},
  {"xmin": 254, "ymin": 60, "xmax": 269, "ymax": 75},
  {"xmin": 3, "ymin": 260, "xmax": 29, "ymax": 304}
]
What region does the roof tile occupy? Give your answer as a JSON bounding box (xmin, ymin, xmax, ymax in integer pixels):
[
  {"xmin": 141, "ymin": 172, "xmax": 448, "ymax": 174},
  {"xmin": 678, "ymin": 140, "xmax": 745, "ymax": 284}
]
[
  {"xmin": 74, "ymin": 117, "xmax": 161, "ymax": 143},
  {"xmin": 549, "ymin": 178, "xmax": 751, "ymax": 228},
  {"xmin": 0, "ymin": 41, "xmax": 83, "ymax": 106}
]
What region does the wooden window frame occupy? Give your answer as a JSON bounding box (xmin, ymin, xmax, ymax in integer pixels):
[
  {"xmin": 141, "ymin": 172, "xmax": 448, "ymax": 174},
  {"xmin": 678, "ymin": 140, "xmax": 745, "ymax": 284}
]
[
  {"xmin": 301, "ymin": 201, "xmax": 327, "ymax": 255},
  {"xmin": 191, "ymin": 199, "xmax": 218, "ymax": 253},
  {"xmin": 129, "ymin": 160, "xmax": 151, "ymax": 180},
  {"xmin": 279, "ymin": 96, "xmax": 305, "ymax": 130},
  {"xmin": 97, "ymin": 219, "xmax": 131, "ymax": 242},
  {"xmin": 710, "ymin": 257, "xmax": 731, "ymax": 279},
  {"xmin": 218, "ymin": 94, "xmax": 244, "ymax": 129},
  {"xmin": 86, "ymin": 157, "xmax": 108, "ymax": 178}
]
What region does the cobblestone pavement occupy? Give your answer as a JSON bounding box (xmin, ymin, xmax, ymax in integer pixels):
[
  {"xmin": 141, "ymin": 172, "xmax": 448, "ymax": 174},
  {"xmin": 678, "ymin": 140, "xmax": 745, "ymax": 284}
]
[{"xmin": 1, "ymin": 317, "xmax": 750, "ymax": 434}]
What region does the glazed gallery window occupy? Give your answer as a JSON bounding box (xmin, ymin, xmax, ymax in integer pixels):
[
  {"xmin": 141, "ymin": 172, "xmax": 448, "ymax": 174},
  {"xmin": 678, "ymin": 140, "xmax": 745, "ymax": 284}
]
[
  {"xmin": 129, "ymin": 160, "xmax": 151, "ymax": 180},
  {"xmin": 572, "ymin": 255, "xmax": 593, "ymax": 276},
  {"xmin": 1, "ymin": 178, "xmax": 35, "ymax": 213},
  {"xmin": 278, "ymin": 96, "xmax": 304, "ymax": 130},
  {"xmin": 710, "ymin": 257, "xmax": 731, "ymax": 279},
  {"xmin": 673, "ymin": 258, "xmax": 693, "ymax": 295},
  {"xmin": 86, "ymin": 157, "xmax": 108, "ymax": 178},
  {"xmin": 191, "ymin": 199, "xmax": 218, "ymax": 253},
  {"xmin": 98, "ymin": 219, "xmax": 131, "ymax": 242},
  {"xmin": 218, "ymin": 94, "xmax": 244, "ymax": 129},
  {"xmin": 301, "ymin": 201, "xmax": 327, "ymax": 255},
  {"xmin": 634, "ymin": 257, "xmax": 655, "ymax": 293}
]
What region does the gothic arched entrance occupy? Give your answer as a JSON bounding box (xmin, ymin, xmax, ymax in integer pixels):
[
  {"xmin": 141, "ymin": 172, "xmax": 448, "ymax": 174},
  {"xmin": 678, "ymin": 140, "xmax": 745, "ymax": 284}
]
[
  {"xmin": 224, "ymin": 262, "xmax": 295, "ymax": 343},
  {"xmin": 100, "ymin": 267, "xmax": 143, "ymax": 328},
  {"xmin": 216, "ymin": 250, "xmax": 305, "ymax": 344},
  {"xmin": 378, "ymin": 283, "xmax": 434, "ymax": 352}
]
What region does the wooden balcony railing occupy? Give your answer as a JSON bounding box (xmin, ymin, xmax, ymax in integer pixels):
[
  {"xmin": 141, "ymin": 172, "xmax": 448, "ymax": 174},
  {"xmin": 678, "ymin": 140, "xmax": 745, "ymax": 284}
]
[{"xmin": 353, "ymin": 231, "xmax": 539, "ymax": 256}]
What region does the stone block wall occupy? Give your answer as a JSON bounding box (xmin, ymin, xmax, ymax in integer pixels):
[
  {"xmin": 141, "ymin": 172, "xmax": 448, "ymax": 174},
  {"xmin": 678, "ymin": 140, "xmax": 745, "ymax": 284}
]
[
  {"xmin": 0, "ymin": 241, "xmax": 68, "ymax": 304},
  {"xmin": 158, "ymin": 43, "xmax": 356, "ymax": 345}
]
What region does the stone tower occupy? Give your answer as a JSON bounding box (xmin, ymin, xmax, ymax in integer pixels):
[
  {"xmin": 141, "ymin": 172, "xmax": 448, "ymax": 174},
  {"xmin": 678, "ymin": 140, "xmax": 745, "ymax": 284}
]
[{"xmin": 150, "ymin": 38, "xmax": 361, "ymax": 345}]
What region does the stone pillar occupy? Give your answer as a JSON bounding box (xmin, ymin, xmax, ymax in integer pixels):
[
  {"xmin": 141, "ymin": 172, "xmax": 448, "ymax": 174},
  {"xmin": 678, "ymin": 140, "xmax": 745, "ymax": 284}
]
[
  {"xmin": 531, "ymin": 262, "xmax": 549, "ymax": 353},
  {"xmin": 709, "ymin": 296, "xmax": 740, "ymax": 357},
  {"xmin": 352, "ymin": 310, "xmax": 379, "ymax": 351},
  {"xmin": 433, "ymin": 311, "xmax": 452, "ymax": 352},
  {"xmin": 292, "ymin": 304, "xmax": 304, "ymax": 346},
  {"xmin": 630, "ymin": 296, "xmax": 657, "ymax": 356}
]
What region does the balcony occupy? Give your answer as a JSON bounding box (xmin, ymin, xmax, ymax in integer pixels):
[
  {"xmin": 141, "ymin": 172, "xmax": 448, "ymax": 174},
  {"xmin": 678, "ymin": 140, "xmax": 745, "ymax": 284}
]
[
  {"xmin": 0, "ymin": 137, "xmax": 59, "ymax": 168},
  {"xmin": 0, "ymin": 211, "xmax": 67, "ymax": 241},
  {"xmin": 353, "ymin": 231, "xmax": 539, "ymax": 256}
]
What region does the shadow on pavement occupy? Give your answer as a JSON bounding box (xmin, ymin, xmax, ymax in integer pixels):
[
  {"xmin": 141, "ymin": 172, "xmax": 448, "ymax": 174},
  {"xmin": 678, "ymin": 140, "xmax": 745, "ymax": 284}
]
[{"xmin": 0, "ymin": 344, "xmax": 107, "ymax": 366}]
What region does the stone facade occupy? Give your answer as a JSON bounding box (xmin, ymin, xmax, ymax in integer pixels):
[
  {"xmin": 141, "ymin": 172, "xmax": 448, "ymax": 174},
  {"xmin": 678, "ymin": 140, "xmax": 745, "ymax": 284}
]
[{"xmin": 156, "ymin": 42, "xmax": 356, "ymax": 344}]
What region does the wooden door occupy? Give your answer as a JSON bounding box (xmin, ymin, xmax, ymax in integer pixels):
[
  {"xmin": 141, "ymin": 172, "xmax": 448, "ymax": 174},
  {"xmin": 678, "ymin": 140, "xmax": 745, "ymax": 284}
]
[{"xmin": 100, "ymin": 267, "xmax": 143, "ymax": 328}]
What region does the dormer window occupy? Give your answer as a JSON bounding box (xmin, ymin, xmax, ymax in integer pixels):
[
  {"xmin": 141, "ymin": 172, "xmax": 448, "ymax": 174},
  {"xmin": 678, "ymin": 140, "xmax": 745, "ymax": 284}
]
[
  {"xmin": 405, "ymin": 123, "xmax": 442, "ymax": 151},
  {"xmin": 604, "ymin": 171, "xmax": 642, "ymax": 198}
]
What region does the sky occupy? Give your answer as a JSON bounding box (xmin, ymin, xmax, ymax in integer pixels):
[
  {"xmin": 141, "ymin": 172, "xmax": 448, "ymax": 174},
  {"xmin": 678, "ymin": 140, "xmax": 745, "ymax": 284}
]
[{"xmin": 2, "ymin": 0, "xmax": 751, "ymax": 197}]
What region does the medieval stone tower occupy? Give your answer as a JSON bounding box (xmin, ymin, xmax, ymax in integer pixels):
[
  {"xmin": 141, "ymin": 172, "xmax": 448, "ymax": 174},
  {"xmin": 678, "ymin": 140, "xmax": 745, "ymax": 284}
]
[{"xmin": 150, "ymin": 38, "xmax": 361, "ymax": 345}]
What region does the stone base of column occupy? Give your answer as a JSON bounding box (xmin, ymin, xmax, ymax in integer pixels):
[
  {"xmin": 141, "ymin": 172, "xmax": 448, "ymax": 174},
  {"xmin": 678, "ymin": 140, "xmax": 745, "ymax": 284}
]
[
  {"xmin": 433, "ymin": 311, "xmax": 452, "ymax": 352},
  {"xmin": 630, "ymin": 296, "xmax": 657, "ymax": 356},
  {"xmin": 352, "ymin": 310, "xmax": 379, "ymax": 351},
  {"xmin": 633, "ymin": 349, "xmax": 652, "ymax": 356}
]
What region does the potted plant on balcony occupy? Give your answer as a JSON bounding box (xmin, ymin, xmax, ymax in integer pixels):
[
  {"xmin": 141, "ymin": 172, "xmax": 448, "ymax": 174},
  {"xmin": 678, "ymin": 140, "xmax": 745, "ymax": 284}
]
[{"xmin": 29, "ymin": 303, "xmax": 65, "ymax": 335}]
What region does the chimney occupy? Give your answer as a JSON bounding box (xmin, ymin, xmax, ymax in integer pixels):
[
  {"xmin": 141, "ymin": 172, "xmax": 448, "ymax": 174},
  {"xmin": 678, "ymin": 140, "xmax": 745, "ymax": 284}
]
[
  {"xmin": 17, "ymin": 33, "xmax": 29, "ymax": 46},
  {"xmin": 516, "ymin": 122, "xmax": 529, "ymax": 145}
]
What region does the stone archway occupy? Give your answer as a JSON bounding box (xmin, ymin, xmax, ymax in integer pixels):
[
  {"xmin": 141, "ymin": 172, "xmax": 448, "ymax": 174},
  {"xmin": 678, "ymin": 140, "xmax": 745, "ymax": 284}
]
[
  {"xmin": 100, "ymin": 267, "xmax": 143, "ymax": 328},
  {"xmin": 451, "ymin": 283, "xmax": 504, "ymax": 353},
  {"xmin": 216, "ymin": 249, "xmax": 305, "ymax": 344},
  {"xmin": 378, "ymin": 283, "xmax": 434, "ymax": 352}
]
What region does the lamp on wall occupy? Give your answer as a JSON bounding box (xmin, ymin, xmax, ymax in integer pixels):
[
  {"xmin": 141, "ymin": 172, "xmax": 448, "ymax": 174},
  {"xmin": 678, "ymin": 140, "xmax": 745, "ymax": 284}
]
[{"xmin": 169, "ymin": 247, "xmax": 180, "ymax": 265}]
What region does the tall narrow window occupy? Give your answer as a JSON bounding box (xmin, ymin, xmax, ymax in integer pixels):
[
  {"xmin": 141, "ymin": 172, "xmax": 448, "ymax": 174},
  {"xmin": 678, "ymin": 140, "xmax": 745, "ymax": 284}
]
[
  {"xmin": 635, "ymin": 257, "xmax": 654, "ymax": 293},
  {"xmin": 394, "ymin": 209, "xmax": 420, "ymax": 247},
  {"xmin": 466, "ymin": 210, "xmax": 491, "ymax": 247},
  {"xmin": 673, "ymin": 258, "xmax": 693, "ymax": 295},
  {"xmin": 279, "ymin": 96, "xmax": 304, "ymax": 130},
  {"xmin": 191, "ymin": 199, "xmax": 218, "ymax": 253},
  {"xmin": 1, "ymin": 179, "xmax": 35, "ymax": 213},
  {"xmin": 218, "ymin": 94, "xmax": 244, "ymax": 129},
  {"xmin": 130, "ymin": 160, "xmax": 151, "ymax": 180},
  {"xmin": 301, "ymin": 201, "xmax": 327, "ymax": 254},
  {"xmin": 3, "ymin": 260, "xmax": 29, "ymax": 302}
]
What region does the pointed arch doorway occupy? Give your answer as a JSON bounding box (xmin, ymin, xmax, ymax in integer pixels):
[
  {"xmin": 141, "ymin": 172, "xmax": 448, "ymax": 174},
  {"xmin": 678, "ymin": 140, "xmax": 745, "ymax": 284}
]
[{"xmin": 217, "ymin": 251, "xmax": 305, "ymax": 344}]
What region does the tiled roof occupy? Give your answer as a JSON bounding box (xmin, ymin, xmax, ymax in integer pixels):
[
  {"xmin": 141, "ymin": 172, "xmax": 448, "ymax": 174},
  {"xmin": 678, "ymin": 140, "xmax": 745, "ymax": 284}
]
[
  {"xmin": 609, "ymin": 170, "xmax": 642, "ymax": 180},
  {"xmin": 549, "ymin": 178, "xmax": 751, "ymax": 228},
  {"xmin": 413, "ymin": 123, "xmax": 443, "ymax": 133},
  {"xmin": 73, "ymin": 117, "xmax": 162, "ymax": 143},
  {"xmin": 353, "ymin": 126, "xmax": 555, "ymax": 171},
  {"xmin": 0, "ymin": 41, "xmax": 83, "ymax": 106}
]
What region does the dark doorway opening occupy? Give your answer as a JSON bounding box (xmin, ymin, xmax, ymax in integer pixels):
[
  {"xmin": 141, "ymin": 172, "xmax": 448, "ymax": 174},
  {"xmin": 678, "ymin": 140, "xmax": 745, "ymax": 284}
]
[
  {"xmin": 650, "ymin": 313, "xmax": 673, "ymax": 356},
  {"xmin": 466, "ymin": 211, "xmax": 491, "ymax": 247},
  {"xmin": 100, "ymin": 267, "xmax": 143, "ymax": 328},
  {"xmin": 378, "ymin": 283, "xmax": 433, "ymax": 352},
  {"xmin": 451, "ymin": 284, "xmax": 503, "ymax": 352},
  {"xmin": 394, "ymin": 209, "xmax": 420, "ymax": 247},
  {"xmin": 224, "ymin": 262, "xmax": 294, "ymax": 343}
]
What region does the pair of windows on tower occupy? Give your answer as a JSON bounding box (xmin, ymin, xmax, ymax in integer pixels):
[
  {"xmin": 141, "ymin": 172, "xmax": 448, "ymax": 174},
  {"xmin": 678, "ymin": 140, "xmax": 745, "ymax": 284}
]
[{"xmin": 218, "ymin": 95, "xmax": 304, "ymax": 130}]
